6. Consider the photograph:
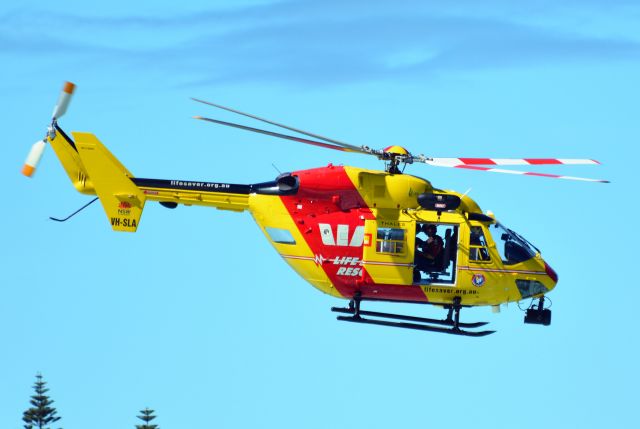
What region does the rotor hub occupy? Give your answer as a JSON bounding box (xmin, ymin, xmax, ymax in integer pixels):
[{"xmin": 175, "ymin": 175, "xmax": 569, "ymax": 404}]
[{"xmin": 382, "ymin": 145, "xmax": 410, "ymax": 156}]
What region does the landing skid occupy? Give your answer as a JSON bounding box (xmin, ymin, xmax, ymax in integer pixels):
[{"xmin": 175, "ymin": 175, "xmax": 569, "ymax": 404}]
[
  {"xmin": 331, "ymin": 307, "xmax": 488, "ymax": 329},
  {"xmin": 331, "ymin": 295, "xmax": 495, "ymax": 337}
]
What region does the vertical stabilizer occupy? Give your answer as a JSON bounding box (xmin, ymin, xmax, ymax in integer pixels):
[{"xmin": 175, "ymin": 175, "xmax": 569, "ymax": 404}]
[{"xmin": 73, "ymin": 132, "xmax": 146, "ymax": 232}]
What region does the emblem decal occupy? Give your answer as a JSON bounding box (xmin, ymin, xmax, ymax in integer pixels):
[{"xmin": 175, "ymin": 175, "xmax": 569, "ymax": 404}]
[
  {"xmin": 117, "ymin": 201, "xmax": 132, "ymax": 215},
  {"xmin": 472, "ymin": 274, "xmax": 485, "ymax": 287}
]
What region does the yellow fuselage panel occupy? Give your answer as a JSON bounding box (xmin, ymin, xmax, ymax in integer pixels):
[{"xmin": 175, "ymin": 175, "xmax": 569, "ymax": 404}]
[{"xmin": 345, "ymin": 168, "xmax": 432, "ymax": 209}]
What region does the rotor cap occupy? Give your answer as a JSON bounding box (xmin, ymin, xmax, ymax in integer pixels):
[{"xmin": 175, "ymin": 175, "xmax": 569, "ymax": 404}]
[{"xmin": 382, "ymin": 145, "xmax": 410, "ymax": 156}]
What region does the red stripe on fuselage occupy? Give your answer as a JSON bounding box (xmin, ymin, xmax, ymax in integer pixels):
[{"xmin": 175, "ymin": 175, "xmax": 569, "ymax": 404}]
[{"xmin": 279, "ymin": 165, "xmax": 428, "ymax": 302}]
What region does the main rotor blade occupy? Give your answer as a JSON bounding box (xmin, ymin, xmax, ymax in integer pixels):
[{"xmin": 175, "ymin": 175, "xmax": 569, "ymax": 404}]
[
  {"xmin": 194, "ymin": 116, "xmax": 373, "ymax": 155},
  {"xmin": 419, "ymin": 157, "xmax": 601, "ymax": 167},
  {"xmin": 441, "ymin": 164, "xmax": 609, "ymax": 183},
  {"xmin": 192, "ymin": 98, "xmax": 365, "ymax": 152}
]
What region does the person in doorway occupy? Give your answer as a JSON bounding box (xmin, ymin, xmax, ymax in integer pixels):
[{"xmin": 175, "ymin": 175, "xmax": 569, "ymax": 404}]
[
  {"xmin": 422, "ymin": 224, "xmax": 444, "ymax": 264},
  {"xmin": 415, "ymin": 224, "xmax": 444, "ymax": 279}
]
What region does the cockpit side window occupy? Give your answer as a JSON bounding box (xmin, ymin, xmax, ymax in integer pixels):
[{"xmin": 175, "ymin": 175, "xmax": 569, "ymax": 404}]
[{"xmin": 469, "ymin": 226, "xmax": 490, "ymax": 262}]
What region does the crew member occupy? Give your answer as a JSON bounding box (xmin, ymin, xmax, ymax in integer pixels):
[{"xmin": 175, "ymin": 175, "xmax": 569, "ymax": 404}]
[{"xmin": 415, "ymin": 224, "xmax": 444, "ymax": 280}]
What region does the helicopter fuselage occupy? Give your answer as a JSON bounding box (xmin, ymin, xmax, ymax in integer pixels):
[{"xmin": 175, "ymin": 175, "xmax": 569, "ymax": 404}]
[{"xmin": 246, "ymin": 164, "xmax": 557, "ymax": 306}]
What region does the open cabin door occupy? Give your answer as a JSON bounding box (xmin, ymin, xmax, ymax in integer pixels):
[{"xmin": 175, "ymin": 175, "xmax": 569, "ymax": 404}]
[
  {"xmin": 413, "ymin": 221, "xmax": 460, "ymax": 285},
  {"xmin": 362, "ymin": 219, "xmax": 415, "ymax": 285}
]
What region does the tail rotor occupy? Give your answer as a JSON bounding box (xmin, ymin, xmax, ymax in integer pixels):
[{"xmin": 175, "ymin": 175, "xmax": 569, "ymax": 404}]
[{"xmin": 22, "ymin": 81, "xmax": 76, "ymax": 177}]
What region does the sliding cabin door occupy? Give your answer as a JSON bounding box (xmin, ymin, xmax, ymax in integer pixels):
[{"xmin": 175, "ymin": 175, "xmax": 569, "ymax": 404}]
[{"xmin": 361, "ymin": 219, "xmax": 415, "ymax": 285}]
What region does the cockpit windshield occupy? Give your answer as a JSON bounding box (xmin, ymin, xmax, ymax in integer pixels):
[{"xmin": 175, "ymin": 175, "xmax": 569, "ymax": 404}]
[{"xmin": 489, "ymin": 223, "xmax": 538, "ymax": 265}]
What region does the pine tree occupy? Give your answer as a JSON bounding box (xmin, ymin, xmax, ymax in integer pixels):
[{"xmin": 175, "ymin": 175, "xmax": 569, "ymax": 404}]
[
  {"xmin": 22, "ymin": 373, "xmax": 62, "ymax": 429},
  {"xmin": 136, "ymin": 408, "xmax": 159, "ymax": 429}
]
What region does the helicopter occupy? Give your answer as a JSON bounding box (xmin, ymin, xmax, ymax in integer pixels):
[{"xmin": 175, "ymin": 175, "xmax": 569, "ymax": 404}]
[{"xmin": 22, "ymin": 82, "xmax": 608, "ymax": 337}]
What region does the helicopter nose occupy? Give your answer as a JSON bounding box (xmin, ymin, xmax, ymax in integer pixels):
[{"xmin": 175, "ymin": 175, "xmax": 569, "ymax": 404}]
[{"xmin": 544, "ymin": 261, "xmax": 558, "ymax": 285}]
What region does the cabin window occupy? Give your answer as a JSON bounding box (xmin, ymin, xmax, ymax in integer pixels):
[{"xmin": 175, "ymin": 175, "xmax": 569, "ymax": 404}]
[
  {"xmin": 414, "ymin": 223, "xmax": 458, "ymax": 285},
  {"xmin": 265, "ymin": 227, "xmax": 296, "ymax": 245},
  {"xmin": 490, "ymin": 223, "xmax": 537, "ymax": 265},
  {"xmin": 469, "ymin": 226, "xmax": 491, "ymax": 262},
  {"xmin": 376, "ymin": 228, "xmax": 405, "ymax": 254},
  {"xmin": 515, "ymin": 279, "xmax": 548, "ymax": 299}
]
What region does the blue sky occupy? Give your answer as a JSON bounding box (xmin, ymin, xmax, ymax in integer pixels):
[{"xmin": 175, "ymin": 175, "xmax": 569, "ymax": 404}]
[{"xmin": 2, "ymin": 1, "xmax": 638, "ymax": 428}]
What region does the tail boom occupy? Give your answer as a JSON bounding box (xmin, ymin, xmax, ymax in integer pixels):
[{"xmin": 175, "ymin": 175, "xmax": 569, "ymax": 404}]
[
  {"xmin": 45, "ymin": 128, "xmax": 298, "ymax": 232},
  {"xmin": 132, "ymin": 178, "xmax": 251, "ymax": 212}
]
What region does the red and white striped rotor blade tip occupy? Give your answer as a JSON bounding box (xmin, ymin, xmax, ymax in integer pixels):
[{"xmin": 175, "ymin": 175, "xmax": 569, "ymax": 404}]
[
  {"xmin": 427, "ymin": 158, "xmax": 600, "ymax": 167},
  {"xmin": 453, "ymin": 165, "xmax": 609, "ymax": 183}
]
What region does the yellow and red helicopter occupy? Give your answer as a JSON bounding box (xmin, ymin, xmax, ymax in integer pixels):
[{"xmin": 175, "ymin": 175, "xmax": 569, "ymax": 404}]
[{"xmin": 23, "ymin": 82, "xmax": 608, "ymax": 336}]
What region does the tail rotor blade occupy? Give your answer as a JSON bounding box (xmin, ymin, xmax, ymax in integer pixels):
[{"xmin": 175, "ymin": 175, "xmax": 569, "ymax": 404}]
[
  {"xmin": 22, "ymin": 140, "xmax": 47, "ymax": 177},
  {"xmin": 52, "ymin": 81, "xmax": 76, "ymax": 120}
]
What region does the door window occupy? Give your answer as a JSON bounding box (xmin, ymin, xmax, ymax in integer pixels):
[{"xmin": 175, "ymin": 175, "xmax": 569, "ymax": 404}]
[
  {"xmin": 469, "ymin": 226, "xmax": 490, "ymax": 262},
  {"xmin": 376, "ymin": 228, "xmax": 405, "ymax": 254}
]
